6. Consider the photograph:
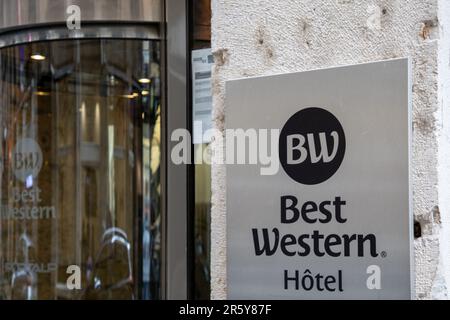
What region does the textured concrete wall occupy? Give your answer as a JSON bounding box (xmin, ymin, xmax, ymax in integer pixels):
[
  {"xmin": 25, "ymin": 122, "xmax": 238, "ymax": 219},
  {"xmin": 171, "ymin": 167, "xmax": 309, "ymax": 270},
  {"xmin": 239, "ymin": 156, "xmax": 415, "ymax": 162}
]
[{"xmin": 210, "ymin": 0, "xmax": 450, "ymax": 299}]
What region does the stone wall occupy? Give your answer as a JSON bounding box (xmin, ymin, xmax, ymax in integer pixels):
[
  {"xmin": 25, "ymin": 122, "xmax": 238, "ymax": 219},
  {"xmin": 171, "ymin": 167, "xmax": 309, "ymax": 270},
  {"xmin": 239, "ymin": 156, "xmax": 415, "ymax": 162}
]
[{"xmin": 210, "ymin": 0, "xmax": 450, "ymax": 299}]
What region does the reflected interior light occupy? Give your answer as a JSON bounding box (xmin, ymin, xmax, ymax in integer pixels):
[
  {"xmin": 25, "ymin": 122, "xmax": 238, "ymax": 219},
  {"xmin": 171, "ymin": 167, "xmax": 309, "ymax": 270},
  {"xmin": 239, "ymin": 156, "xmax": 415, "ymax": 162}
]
[
  {"xmin": 31, "ymin": 54, "xmax": 46, "ymax": 61},
  {"xmin": 121, "ymin": 94, "xmax": 136, "ymax": 99},
  {"xmin": 138, "ymin": 78, "xmax": 151, "ymax": 84},
  {"xmin": 26, "ymin": 175, "xmax": 33, "ymax": 189},
  {"xmin": 35, "ymin": 91, "xmax": 50, "ymax": 96},
  {"xmin": 133, "ymin": 92, "xmax": 139, "ymax": 98},
  {"xmin": 141, "ymin": 90, "xmax": 150, "ymax": 96}
]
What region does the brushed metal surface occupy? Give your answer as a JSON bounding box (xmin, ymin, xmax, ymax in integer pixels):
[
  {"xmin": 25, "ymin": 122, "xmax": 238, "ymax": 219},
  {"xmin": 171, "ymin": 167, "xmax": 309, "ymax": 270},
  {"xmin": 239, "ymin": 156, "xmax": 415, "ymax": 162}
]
[
  {"xmin": 0, "ymin": 24, "xmax": 160, "ymax": 48},
  {"xmin": 164, "ymin": 0, "xmax": 189, "ymax": 300},
  {"xmin": 0, "ymin": 0, "xmax": 162, "ymax": 32},
  {"xmin": 226, "ymin": 58, "xmax": 413, "ymax": 299}
]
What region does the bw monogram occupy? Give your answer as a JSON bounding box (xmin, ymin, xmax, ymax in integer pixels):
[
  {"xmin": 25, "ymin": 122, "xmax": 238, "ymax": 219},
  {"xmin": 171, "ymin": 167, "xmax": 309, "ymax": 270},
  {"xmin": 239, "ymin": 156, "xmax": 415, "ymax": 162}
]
[{"xmin": 279, "ymin": 107, "xmax": 346, "ymax": 185}]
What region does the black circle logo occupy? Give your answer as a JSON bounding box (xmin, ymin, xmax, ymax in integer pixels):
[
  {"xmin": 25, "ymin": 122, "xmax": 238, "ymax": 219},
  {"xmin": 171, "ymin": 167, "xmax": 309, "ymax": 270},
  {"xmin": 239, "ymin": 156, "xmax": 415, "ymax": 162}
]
[{"xmin": 279, "ymin": 107, "xmax": 346, "ymax": 185}]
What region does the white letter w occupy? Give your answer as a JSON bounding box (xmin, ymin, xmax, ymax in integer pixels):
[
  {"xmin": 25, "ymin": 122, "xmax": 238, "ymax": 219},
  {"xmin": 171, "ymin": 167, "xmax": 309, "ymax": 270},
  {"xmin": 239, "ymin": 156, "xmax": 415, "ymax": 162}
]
[{"xmin": 307, "ymin": 131, "xmax": 339, "ymax": 163}]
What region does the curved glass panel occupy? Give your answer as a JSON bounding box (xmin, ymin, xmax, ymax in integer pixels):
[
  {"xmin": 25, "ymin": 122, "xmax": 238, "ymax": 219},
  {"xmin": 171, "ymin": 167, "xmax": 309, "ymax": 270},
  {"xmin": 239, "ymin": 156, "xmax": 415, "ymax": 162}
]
[{"xmin": 0, "ymin": 38, "xmax": 161, "ymax": 300}]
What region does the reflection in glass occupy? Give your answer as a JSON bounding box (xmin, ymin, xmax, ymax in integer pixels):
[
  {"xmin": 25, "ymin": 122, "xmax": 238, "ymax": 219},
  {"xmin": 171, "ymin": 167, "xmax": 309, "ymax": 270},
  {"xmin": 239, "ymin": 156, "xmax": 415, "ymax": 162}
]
[{"xmin": 0, "ymin": 39, "xmax": 161, "ymax": 299}]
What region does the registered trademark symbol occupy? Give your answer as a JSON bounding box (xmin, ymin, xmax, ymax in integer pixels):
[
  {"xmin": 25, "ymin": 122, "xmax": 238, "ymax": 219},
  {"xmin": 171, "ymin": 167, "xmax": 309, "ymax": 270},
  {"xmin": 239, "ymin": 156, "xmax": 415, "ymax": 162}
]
[{"xmin": 380, "ymin": 251, "xmax": 387, "ymax": 258}]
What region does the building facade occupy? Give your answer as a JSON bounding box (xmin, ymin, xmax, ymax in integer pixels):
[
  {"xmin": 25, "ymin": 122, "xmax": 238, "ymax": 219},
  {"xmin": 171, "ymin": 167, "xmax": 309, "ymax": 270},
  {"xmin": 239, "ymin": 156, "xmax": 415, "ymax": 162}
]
[
  {"xmin": 0, "ymin": 0, "xmax": 448, "ymax": 300},
  {"xmin": 210, "ymin": 0, "xmax": 450, "ymax": 300}
]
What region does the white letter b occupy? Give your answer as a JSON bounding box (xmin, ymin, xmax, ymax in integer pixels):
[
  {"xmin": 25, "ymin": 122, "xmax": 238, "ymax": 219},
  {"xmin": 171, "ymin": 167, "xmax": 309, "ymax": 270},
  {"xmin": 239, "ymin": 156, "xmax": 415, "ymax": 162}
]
[{"xmin": 287, "ymin": 134, "xmax": 308, "ymax": 164}]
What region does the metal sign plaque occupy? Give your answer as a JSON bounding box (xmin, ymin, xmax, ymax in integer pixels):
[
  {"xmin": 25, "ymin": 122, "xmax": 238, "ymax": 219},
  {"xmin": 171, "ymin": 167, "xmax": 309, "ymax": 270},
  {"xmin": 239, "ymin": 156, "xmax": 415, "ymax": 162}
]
[{"xmin": 226, "ymin": 58, "xmax": 413, "ymax": 299}]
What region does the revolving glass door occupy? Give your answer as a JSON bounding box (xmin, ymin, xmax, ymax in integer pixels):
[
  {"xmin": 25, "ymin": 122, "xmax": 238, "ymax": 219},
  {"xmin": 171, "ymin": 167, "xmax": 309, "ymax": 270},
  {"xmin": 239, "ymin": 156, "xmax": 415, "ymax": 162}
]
[{"xmin": 0, "ymin": 38, "xmax": 162, "ymax": 299}]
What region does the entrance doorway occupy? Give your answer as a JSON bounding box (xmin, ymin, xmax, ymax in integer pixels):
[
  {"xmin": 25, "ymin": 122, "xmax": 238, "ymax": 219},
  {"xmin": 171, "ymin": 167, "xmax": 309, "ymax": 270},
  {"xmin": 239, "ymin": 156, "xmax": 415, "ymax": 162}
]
[
  {"xmin": 0, "ymin": 0, "xmax": 190, "ymax": 300},
  {"xmin": 0, "ymin": 36, "xmax": 163, "ymax": 300}
]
